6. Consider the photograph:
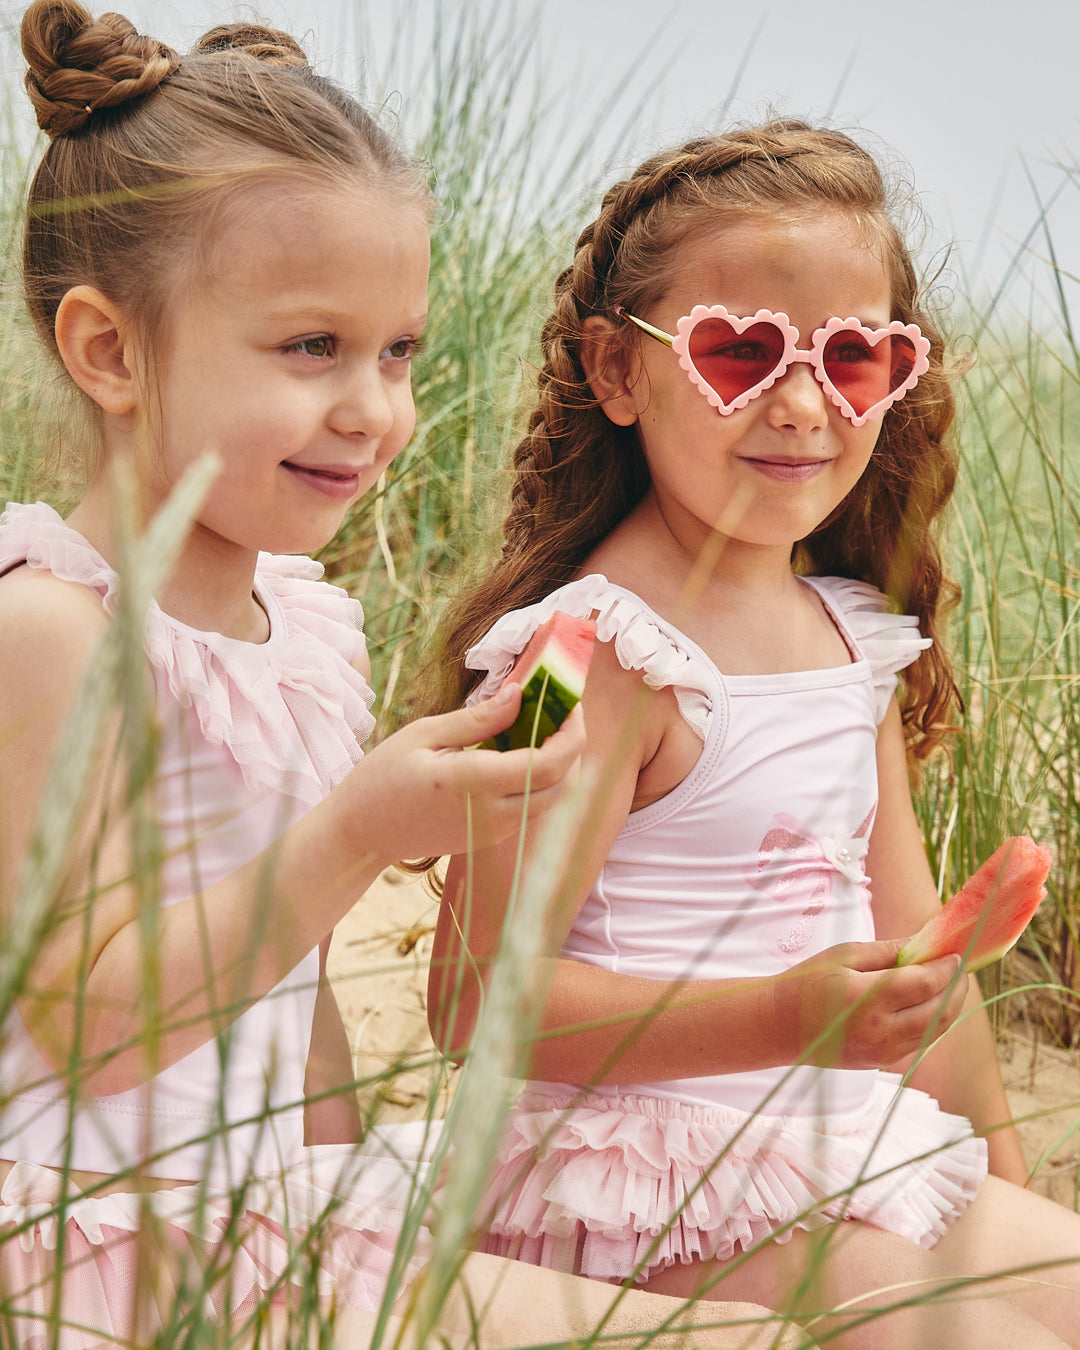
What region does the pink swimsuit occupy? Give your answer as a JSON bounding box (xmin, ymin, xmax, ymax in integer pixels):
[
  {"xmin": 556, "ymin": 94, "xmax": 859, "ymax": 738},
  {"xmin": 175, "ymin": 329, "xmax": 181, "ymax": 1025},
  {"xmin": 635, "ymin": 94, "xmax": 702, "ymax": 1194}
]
[
  {"xmin": 465, "ymin": 574, "xmax": 987, "ymax": 1283},
  {"xmin": 0, "ymin": 502, "xmax": 430, "ymax": 1345}
]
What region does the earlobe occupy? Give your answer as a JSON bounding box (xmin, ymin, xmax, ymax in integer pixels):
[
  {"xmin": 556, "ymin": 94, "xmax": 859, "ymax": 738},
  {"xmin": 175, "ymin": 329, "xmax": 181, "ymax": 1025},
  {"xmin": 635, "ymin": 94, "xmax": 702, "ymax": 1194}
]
[
  {"xmin": 580, "ymin": 315, "xmax": 644, "ymax": 427},
  {"xmin": 54, "ymin": 286, "xmax": 139, "ymax": 415}
]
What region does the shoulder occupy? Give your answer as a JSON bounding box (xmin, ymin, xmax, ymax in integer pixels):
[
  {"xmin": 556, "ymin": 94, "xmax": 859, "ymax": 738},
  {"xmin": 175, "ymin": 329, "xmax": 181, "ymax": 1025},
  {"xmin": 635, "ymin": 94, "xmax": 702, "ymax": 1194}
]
[
  {"xmin": 0, "ymin": 568, "xmax": 112, "ymax": 793},
  {"xmin": 807, "ymin": 576, "xmax": 932, "ymax": 725},
  {"xmin": 464, "ymin": 574, "xmax": 717, "ymax": 742},
  {"xmin": 0, "ymin": 564, "xmax": 108, "ymax": 677}
]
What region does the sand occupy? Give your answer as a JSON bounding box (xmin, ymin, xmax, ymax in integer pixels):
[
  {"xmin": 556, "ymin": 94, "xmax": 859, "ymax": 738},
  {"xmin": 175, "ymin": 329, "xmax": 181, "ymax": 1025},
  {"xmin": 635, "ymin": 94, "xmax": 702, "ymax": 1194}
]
[{"xmin": 330, "ymin": 869, "xmax": 1080, "ymax": 1208}]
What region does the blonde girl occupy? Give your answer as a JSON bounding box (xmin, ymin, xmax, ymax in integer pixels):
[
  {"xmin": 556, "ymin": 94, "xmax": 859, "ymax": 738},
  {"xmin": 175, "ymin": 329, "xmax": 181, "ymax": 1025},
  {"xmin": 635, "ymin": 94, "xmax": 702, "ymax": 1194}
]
[{"xmin": 429, "ymin": 122, "xmax": 1080, "ymax": 1348}]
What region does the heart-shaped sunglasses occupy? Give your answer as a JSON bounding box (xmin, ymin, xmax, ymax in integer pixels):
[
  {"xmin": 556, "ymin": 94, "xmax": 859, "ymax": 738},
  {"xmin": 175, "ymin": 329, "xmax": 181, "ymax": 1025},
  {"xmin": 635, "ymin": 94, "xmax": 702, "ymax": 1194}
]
[{"xmin": 615, "ymin": 304, "xmax": 931, "ymax": 428}]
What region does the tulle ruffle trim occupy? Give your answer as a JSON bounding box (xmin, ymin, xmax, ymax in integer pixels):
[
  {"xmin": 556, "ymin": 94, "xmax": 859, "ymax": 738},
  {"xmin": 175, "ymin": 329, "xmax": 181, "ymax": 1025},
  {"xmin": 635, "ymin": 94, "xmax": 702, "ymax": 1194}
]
[
  {"xmin": 0, "ymin": 502, "xmax": 375, "ymax": 806},
  {"xmin": 464, "ymin": 574, "xmax": 932, "ymax": 741},
  {"xmin": 0, "ymin": 1137, "xmax": 432, "ymax": 1346},
  {"xmin": 478, "ymin": 1079, "xmax": 987, "ymax": 1283},
  {"xmin": 805, "ymin": 577, "xmax": 932, "ymax": 725},
  {"xmin": 465, "ymin": 575, "xmax": 715, "ymax": 740}
]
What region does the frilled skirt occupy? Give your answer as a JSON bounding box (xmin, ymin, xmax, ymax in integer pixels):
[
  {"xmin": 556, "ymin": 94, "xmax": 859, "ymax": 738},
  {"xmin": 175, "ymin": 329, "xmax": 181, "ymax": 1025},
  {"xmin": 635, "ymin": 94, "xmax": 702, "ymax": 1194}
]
[
  {"xmin": 477, "ymin": 1074, "xmax": 988, "ymax": 1284},
  {"xmin": 0, "ymin": 1126, "xmax": 435, "ymax": 1350}
]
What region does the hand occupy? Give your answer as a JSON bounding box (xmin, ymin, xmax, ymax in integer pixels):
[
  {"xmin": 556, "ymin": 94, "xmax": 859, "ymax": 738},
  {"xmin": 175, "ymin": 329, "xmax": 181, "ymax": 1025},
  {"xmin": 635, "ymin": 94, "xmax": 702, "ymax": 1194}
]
[
  {"xmin": 784, "ymin": 939, "xmax": 967, "ymax": 1070},
  {"xmin": 345, "ymin": 685, "xmax": 585, "ymax": 863}
]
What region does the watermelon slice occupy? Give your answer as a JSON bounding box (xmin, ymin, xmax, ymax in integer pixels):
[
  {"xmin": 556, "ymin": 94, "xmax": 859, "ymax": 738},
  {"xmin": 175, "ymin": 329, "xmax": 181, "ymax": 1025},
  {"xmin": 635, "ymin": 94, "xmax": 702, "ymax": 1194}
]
[
  {"xmin": 484, "ymin": 612, "xmax": 597, "ymax": 752},
  {"xmin": 897, "ymin": 835, "xmax": 1052, "ymax": 972}
]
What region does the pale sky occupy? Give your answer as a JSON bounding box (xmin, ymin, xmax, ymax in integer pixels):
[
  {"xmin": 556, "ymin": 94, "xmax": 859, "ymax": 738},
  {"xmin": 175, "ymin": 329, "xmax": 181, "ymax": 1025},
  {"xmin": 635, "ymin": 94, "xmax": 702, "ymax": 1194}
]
[{"xmin": 4, "ymin": 0, "xmax": 1079, "ymax": 323}]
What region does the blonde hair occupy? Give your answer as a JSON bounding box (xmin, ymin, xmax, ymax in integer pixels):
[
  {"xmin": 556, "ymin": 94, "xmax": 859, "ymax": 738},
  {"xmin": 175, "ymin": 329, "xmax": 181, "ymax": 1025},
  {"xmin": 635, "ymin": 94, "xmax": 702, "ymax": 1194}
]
[{"xmin": 20, "ymin": 0, "xmax": 431, "ymax": 480}]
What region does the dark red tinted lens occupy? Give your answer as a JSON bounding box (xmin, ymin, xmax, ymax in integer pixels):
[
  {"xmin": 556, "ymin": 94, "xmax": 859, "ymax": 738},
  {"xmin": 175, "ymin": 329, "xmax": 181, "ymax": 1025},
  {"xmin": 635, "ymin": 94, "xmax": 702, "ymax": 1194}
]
[
  {"xmin": 687, "ymin": 317, "xmax": 787, "ymax": 406},
  {"xmin": 821, "ymin": 330, "xmax": 917, "ymax": 416}
]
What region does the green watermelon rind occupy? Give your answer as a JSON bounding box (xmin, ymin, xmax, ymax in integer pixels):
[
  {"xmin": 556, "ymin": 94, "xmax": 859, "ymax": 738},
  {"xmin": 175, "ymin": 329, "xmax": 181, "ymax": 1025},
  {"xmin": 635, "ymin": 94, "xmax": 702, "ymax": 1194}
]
[
  {"xmin": 478, "ymin": 612, "xmax": 595, "ymax": 752},
  {"xmin": 490, "ymin": 670, "xmax": 574, "ymax": 752},
  {"xmin": 480, "ymin": 663, "xmax": 585, "ymax": 752}
]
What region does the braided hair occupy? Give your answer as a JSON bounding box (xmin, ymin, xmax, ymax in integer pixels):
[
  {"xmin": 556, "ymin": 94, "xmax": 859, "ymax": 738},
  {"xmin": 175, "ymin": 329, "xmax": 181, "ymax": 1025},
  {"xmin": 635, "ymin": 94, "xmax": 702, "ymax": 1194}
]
[
  {"xmin": 436, "ymin": 121, "xmax": 960, "ymax": 761},
  {"xmin": 20, "ymin": 0, "xmax": 431, "ymax": 483}
]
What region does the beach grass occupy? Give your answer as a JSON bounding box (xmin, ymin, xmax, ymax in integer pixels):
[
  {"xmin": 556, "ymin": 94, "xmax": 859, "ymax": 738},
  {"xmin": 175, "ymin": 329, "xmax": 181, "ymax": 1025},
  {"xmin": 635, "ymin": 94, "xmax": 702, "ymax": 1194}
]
[{"xmin": 0, "ymin": 2, "xmax": 1077, "ymax": 1345}]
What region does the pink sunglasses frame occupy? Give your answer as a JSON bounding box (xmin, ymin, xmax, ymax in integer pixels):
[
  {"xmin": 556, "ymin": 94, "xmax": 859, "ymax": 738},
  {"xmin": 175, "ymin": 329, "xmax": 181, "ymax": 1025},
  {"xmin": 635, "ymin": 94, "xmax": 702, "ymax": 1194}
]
[{"xmin": 615, "ymin": 303, "xmax": 931, "ymax": 428}]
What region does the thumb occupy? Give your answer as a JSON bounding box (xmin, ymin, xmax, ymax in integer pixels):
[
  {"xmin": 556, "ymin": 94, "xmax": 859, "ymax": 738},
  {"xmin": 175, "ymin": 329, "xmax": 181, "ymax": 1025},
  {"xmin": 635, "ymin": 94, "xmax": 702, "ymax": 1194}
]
[
  {"xmin": 844, "ymin": 937, "xmax": 909, "ymax": 973},
  {"xmin": 433, "ymin": 684, "xmax": 522, "ymax": 749}
]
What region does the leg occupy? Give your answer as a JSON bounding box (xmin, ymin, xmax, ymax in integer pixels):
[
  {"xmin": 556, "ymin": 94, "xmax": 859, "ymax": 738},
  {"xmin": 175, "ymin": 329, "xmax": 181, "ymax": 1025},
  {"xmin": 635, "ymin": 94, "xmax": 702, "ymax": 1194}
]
[
  {"xmin": 934, "ymin": 1174, "xmax": 1080, "ymax": 1346},
  {"xmin": 425, "ymin": 1249, "xmax": 805, "ymax": 1348},
  {"xmin": 642, "ymin": 1221, "xmax": 1073, "ymax": 1350}
]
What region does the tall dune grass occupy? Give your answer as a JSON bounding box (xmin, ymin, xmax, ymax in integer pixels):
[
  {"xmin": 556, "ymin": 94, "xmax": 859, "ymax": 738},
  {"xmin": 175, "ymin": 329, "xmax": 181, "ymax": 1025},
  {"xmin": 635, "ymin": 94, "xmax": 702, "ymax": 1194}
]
[{"xmin": 0, "ymin": 3, "xmax": 1077, "ymax": 1345}]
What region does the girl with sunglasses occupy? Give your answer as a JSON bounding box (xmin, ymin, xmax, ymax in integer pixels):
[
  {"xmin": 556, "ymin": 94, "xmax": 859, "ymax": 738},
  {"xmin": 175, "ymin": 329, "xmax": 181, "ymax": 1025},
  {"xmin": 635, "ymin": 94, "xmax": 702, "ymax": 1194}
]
[{"xmin": 427, "ymin": 121, "xmax": 1080, "ymax": 1347}]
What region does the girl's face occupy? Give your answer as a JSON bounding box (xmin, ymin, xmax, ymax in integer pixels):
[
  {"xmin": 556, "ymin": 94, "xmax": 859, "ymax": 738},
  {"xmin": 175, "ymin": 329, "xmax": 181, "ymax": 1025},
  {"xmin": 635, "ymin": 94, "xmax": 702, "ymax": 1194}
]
[
  {"xmin": 605, "ymin": 212, "xmax": 892, "ymax": 559},
  {"xmin": 140, "ymin": 177, "xmax": 430, "ymax": 558}
]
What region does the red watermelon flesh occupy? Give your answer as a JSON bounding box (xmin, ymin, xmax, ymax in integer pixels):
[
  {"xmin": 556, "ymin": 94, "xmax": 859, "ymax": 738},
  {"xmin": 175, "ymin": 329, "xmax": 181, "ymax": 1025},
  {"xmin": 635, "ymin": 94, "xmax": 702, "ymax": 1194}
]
[
  {"xmin": 897, "ymin": 835, "xmax": 1052, "ymax": 972},
  {"xmin": 486, "ymin": 612, "xmax": 597, "ymax": 751}
]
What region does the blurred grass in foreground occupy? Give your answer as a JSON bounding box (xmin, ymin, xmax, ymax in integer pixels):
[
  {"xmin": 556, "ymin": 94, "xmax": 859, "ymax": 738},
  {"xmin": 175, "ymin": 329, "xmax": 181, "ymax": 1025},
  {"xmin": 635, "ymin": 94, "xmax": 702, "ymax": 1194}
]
[{"xmin": 0, "ymin": 2, "xmax": 1077, "ymax": 1345}]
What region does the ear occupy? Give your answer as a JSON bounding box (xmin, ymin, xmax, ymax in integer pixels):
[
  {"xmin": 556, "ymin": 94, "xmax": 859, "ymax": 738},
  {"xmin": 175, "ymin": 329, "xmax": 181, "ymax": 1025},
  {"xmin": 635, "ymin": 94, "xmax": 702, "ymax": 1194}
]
[
  {"xmin": 54, "ymin": 286, "xmax": 139, "ymax": 416},
  {"xmin": 580, "ymin": 315, "xmax": 645, "ymax": 427}
]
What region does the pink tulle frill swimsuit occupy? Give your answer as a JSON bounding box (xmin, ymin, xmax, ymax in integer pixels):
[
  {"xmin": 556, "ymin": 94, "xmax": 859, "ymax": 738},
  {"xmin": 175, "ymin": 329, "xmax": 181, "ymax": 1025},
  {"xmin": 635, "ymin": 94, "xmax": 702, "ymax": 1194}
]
[
  {"xmin": 0, "ymin": 502, "xmax": 431, "ymax": 1344},
  {"xmin": 464, "ymin": 574, "xmax": 988, "ymax": 1284}
]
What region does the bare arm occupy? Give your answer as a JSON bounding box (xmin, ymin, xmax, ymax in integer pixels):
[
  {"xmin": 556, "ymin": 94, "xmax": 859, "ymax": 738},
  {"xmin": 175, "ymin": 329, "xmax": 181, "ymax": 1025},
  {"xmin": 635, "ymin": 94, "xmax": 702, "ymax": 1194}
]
[
  {"xmin": 866, "ymin": 700, "xmax": 1028, "ymax": 1184},
  {"xmin": 0, "ymin": 570, "xmax": 585, "ymax": 1096},
  {"xmin": 303, "ymin": 935, "xmax": 362, "ymax": 1145},
  {"xmin": 430, "ymin": 642, "xmax": 966, "ymax": 1086}
]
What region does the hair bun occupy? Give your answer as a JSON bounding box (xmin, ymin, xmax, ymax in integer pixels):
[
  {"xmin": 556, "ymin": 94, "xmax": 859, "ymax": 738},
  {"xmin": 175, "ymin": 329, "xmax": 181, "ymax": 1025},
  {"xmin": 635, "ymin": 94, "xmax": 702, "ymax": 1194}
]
[
  {"xmin": 192, "ymin": 23, "xmax": 308, "ymax": 69},
  {"xmin": 21, "ymin": 0, "xmax": 179, "ymax": 138}
]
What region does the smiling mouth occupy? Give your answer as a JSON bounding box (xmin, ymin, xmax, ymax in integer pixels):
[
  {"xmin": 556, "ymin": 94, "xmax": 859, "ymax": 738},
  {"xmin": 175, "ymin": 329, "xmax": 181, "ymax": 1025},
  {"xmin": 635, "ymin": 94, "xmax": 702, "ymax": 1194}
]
[
  {"xmin": 742, "ymin": 456, "xmax": 828, "ymax": 483},
  {"xmin": 282, "ymin": 461, "xmax": 362, "ymax": 498}
]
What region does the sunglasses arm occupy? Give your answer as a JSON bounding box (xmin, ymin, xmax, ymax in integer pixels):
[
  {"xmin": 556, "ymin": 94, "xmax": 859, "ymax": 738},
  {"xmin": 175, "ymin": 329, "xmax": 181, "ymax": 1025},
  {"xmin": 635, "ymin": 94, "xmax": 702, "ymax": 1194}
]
[{"xmin": 613, "ymin": 306, "xmax": 675, "ymax": 348}]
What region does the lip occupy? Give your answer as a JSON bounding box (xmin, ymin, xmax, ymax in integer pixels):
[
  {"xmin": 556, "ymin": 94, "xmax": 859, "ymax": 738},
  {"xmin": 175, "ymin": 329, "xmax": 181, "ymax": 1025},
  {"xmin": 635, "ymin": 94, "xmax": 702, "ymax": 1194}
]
[
  {"xmin": 282, "ymin": 461, "xmax": 363, "ymax": 500},
  {"xmin": 741, "ymin": 456, "xmax": 828, "ymax": 483}
]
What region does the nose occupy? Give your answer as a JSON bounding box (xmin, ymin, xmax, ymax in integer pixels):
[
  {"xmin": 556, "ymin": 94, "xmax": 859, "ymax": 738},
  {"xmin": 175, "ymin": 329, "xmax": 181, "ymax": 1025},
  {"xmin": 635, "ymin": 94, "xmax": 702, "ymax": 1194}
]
[
  {"xmin": 766, "ymin": 354, "xmax": 828, "ymax": 432},
  {"xmin": 328, "ymin": 361, "xmax": 397, "ymax": 443}
]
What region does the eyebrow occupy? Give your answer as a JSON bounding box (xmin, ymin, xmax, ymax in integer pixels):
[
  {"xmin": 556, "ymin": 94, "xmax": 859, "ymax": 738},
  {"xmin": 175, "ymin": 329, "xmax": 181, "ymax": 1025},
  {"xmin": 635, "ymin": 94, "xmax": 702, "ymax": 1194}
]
[{"xmin": 260, "ymin": 305, "xmax": 430, "ymax": 331}]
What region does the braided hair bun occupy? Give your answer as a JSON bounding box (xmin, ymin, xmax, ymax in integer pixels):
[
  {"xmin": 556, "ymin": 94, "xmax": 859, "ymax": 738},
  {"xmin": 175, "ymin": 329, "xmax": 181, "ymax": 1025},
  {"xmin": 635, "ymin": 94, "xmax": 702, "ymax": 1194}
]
[
  {"xmin": 192, "ymin": 23, "xmax": 308, "ymax": 69},
  {"xmin": 21, "ymin": 0, "xmax": 179, "ymax": 137}
]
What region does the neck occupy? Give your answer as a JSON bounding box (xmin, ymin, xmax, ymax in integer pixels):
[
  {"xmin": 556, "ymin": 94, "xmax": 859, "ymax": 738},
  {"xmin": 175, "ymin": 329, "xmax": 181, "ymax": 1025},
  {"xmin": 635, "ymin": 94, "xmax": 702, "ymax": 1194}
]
[
  {"xmin": 636, "ymin": 492, "xmax": 798, "ymax": 609},
  {"xmin": 67, "ymin": 475, "xmax": 268, "ymax": 643}
]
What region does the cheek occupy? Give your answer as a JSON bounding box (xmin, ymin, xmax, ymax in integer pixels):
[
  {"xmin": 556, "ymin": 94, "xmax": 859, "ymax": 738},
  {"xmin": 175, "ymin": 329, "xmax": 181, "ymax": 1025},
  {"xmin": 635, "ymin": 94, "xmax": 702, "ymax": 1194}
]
[
  {"xmin": 391, "ymin": 386, "xmax": 418, "ymax": 450},
  {"xmin": 842, "ymin": 417, "xmax": 883, "ymax": 473}
]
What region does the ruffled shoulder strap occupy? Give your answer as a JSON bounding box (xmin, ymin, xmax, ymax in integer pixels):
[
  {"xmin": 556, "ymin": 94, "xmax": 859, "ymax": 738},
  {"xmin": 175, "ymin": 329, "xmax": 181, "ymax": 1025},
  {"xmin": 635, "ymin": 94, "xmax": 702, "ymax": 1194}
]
[
  {"xmin": 806, "ymin": 576, "xmax": 932, "ymax": 725},
  {"xmin": 146, "ymin": 552, "xmax": 376, "ymax": 806},
  {"xmin": 255, "ymin": 551, "xmax": 369, "ymax": 672},
  {"xmin": 0, "ymin": 500, "xmax": 116, "ymax": 602},
  {"xmin": 464, "ymin": 574, "xmax": 715, "ymax": 740},
  {"xmin": 0, "ymin": 501, "xmax": 376, "ymax": 806}
]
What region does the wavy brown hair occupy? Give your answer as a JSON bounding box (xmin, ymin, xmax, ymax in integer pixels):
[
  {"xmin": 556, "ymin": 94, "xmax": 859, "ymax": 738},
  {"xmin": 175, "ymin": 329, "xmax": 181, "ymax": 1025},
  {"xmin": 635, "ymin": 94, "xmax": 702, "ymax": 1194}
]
[
  {"xmin": 433, "ymin": 120, "xmax": 961, "ymax": 762},
  {"xmin": 20, "ymin": 0, "xmax": 431, "ymax": 483}
]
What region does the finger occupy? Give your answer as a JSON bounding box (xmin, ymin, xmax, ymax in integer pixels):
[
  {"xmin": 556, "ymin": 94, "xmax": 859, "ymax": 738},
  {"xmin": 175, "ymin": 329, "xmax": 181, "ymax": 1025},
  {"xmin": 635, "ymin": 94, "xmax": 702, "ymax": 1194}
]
[
  {"xmin": 907, "ymin": 953, "xmax": 964, "ymax": 1001},
  {"xmin": 887, "ymin": 989, "xmax": 963, "ymax": 1055},
  {"xmin": 500, "ymin": 758, "xmax": 583, "ymax": 815},
  {"xmin": 832, "ymin": 937, "xmax": 909, "ymax": 974},
  {"xmin": 427, "ymin": 685, "xmax": 523, "ymax": 749},
  {"xmin": 491, "ymin": 705, "xmax": 586, "ymax": 788},
  {"xmin": 886, "ymin": 954, "xmax": 963, "ymax": 1014}
]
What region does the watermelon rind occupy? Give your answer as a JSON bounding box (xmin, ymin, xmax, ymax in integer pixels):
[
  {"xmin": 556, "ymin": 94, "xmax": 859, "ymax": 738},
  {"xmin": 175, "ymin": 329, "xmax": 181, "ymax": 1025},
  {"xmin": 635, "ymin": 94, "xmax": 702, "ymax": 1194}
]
[{"xmin": 480, "ymin": 618, "xmax": 594, "ymax": 751}]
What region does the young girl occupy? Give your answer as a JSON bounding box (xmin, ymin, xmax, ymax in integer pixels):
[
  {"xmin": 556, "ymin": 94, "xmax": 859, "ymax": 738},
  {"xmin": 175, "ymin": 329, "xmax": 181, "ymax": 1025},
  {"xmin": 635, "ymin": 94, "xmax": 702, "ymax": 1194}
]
[
  {"xmin": 428, "ymin": 122, "xmax": 1080, "ymax": 1348},
  {"xmin": 0, "ymin": 6, "xmax": 797, "ymax": 1347}
]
